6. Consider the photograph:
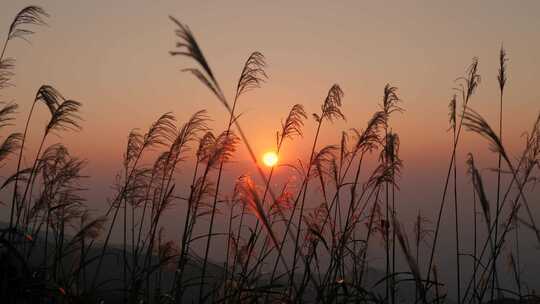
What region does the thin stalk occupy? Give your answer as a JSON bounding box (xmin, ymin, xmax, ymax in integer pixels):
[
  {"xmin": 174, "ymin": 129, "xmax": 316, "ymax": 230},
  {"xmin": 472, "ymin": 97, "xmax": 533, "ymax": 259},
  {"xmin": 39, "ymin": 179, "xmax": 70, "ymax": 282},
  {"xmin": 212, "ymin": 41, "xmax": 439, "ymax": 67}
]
[
  {"xmin": 15, "ymin": 133, "xmax": 47, "ymax": 231},
  {"xmin": 130, "ymin": 198, "xmax": 136, "ymax": 300},
  {"xmin": 8, "ymin": 100, "xmax": 37, "ymax": 240},
  {"xmin": 134, "ymin": 169, "xmax": 160, "ymax": 274},
  {"xmin": 231, "ymin": 203, "xmax": 246, "ymax": 277},
  {"xmin": 43, "ymin": 205, "xmax": 51, "ymax": 268},
  {"xmin": 426, "ymin": 86, "xmax": 474, "ymax": 288},
  {"xmin": 427, "ymin": 60, "xmax": 480, "ymax": 291},
  {"xmin": 123, "ymin": 163, "xmax": 128, "ymax": 303},
  {"xmin": 123, "ymin": 196, "xmax": 128, "ymax": 302},
  {"xmin": 391, "ymin": 158, "xmax": 396, "ymax": 304},
  {"xmin": 472, "ymin": 184, "xmax": 478, "ymax": 303},
  {"xmin": 238, "ymin": 115, "xmax": 295, "ymax": 283},
  {"xmin": 198, "ymin": 97, "xmax": 239, "ymax": 302},
  {"xmin": 514, "ymin": 216, "xmax": 521, "ymax": 298},
  {"xmin": 223, "ymin": 200, "xmax": 235, "ymax": 289},
  {"xmin": 289, "ymin": 118, "xmax": 323, "ymax": 291},
  {"xmin": 0, "ymin": 37, "xmax": 9, "ymax": 62},
  {"xmin": 415, "ymin": 211, "xmax": 420, "ymax": 304},
  {"xmin": 91, "ymin": 146, "xmax": 147, "ymax": 290},
  {"xmin": 384, "ymin": 129, "xmax": 390, "ymax": 304},
  {"xmin": 241, "ymin": 110, "xmax": 299, "ymax": 285},
  {"xmin": 358, "ymin": 186, "xmax": 382, "ymax": 287},
  {"xmin": 453, "ymin": 126, "xmax": 461, "ymax": 304},
  {"xmin": 493, "ymin": 46, "xmax": 507, "ymax": 302},
  {"xmin": 174, "ymin": 161, "xmax": 211, "ymax": 302}
]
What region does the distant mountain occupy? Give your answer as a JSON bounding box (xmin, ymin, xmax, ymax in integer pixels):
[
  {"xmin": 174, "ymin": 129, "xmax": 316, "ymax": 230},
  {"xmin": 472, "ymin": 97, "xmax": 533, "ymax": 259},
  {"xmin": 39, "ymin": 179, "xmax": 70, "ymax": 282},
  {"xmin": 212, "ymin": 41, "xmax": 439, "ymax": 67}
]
[{"xmin": 0, "ymin": 221, "xmax": 457, "ymax": 303}]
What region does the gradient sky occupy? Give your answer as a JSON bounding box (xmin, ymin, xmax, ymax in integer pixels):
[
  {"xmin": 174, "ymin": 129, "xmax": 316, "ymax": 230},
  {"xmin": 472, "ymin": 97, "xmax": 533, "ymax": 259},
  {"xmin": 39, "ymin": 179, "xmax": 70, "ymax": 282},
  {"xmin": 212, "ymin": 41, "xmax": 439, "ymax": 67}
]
[{"xmin": 2, "ymin": 0, "xmax": 540, "ymax": 296}]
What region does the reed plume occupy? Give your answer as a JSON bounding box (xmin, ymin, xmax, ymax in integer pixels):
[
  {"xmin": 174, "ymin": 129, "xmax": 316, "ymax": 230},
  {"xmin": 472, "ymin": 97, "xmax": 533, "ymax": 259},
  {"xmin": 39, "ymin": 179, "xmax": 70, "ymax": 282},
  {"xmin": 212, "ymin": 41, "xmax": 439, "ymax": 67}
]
[
  {"xmin": 204, "ymin": 130, "xmax": 240, "ymax": 169},
  {"xmin": 278, "ymin": 104, "xmax": 307, "ymax": 145},
  {"xmin": 462, "ymin": 108, "xmax": 509, "ymax": 163},
  {"xmin": 169, "ymin": 17, "xmax": 225, "ymax": 106},
  {"xmin": 351, "ymin": 111, "xmax": 386, "ymax": 155},
  {"xmin": 36, "ymin": 85, "xmax": 64, "ymax": 114},
  {"xmin": 448, "ymin": 95, "xmax": 456, "ymax": 131},
  {"xmin": 236, "ymin": 176, "xmax": 281, "ymax": 252},
  {"xmin": 45, "ymin": 100, "xmax": 82, "ymax": 135},
  {"xmin": 124, "ymin": 129, "xmax": 144, "ymax": 170},
  {"xmin": 1, "ymin": 6, "xmax": 48, "ymax": 60},
  {"xmin": 142, "ymin": 112, "xmax": 177, "ymax": 149},
  {"xmin": 413, "ymin": 210, "xmax": 432, "ymax": 255},
  {"xmin": 0, "ymin": 58, "xmax": 14, "ymax": 89},
  {"xmin": 168, "ymin": 110, "xmax": 209, "ymax": 167},
  {"xmin": 235, "ymin": 52, "xmax": 267, "ymax": 101},
  {"xmin": 466, "ymin": 154, "xmax": 491, "ymax": 232},
  {"xmin": 456, "ymin": 58, "xmax": 481, "ymax": 103},
  {"xmin": 0, "ymin": 103, "xmax": 21, "ymax": 165},
  {"xmin": 5, "ymin": 6, "xmax": 48, "ymax": 43},
  {"xmin": 0, "ymin": 102, "xmax": 18, "ymax": 127},
  {"xmin": 67, "ymin": 216, "xmax": 107, "ymax": 248},
  {"xmin": 312, "ymin": 145, "xmax": 339, "ymax": 198},
  {"xmin": 314, "ymin": 84, "xmax": 345, "ymax": 123},
  {"xmin": 0, "ymin": 133, "xmax": 21, "ymax": 165},
  {"xmin": 497, "ymin": 46, "xmax": 508, "ymax": 93},
  {"xmin": 382, "ymin": 84, "xmax": 403, "ymax": 117}
]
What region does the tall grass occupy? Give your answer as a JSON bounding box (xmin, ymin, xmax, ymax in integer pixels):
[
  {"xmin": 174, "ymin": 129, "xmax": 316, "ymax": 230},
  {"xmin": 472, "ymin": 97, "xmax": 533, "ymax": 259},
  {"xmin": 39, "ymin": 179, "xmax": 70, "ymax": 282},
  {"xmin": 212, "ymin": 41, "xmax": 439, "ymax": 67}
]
[{"xmin": 1, "ymin": 5, "xmax": 540, "ymax": 304}]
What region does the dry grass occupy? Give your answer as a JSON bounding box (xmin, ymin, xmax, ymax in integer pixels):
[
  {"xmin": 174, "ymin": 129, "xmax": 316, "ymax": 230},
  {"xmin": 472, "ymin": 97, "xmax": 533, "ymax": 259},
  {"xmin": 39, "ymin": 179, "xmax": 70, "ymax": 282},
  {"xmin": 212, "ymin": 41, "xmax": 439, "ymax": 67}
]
[{"xmin": 0, "ymin": 5, "xmax": 539, "ymax": 304}]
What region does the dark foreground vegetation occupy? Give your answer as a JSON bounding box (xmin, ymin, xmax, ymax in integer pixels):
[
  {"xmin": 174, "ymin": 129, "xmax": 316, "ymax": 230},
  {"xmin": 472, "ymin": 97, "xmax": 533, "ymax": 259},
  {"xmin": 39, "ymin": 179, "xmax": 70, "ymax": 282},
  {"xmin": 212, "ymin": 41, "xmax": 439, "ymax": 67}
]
[{"xmin": 1, "ymin": 5, "xmax": 539, "ymax": 304}]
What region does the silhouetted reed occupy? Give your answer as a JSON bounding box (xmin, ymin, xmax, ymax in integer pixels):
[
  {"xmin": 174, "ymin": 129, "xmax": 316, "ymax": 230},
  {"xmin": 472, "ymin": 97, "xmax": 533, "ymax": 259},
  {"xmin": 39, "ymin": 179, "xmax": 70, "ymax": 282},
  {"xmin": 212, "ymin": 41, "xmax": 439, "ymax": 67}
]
[{"xmin": 2, "ymin": 6, "xmax": 540, "ymax": 304}]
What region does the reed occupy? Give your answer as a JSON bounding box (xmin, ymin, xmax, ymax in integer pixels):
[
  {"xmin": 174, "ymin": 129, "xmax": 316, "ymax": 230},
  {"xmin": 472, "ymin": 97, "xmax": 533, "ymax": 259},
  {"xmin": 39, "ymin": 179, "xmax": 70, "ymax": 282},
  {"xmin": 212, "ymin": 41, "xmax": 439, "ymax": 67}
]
[
  {"xmin": 426, "ymin": 57, "xmax": 480, "ymax": 292},
  {"xmin": 492, "ymin": 45, "xmax": 508, "ymax": 302},
  {"xmin": 2, "ymin": 6, "xmax": 540, "ymax": 304}
]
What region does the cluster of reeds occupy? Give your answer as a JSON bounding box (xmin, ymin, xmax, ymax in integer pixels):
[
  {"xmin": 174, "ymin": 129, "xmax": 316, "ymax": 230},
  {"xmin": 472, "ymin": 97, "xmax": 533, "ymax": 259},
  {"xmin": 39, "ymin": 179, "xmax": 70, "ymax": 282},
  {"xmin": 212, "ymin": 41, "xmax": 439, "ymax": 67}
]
[{"xmin": 1, "ymin": 5, "xmax": 540, "ymax": 304}]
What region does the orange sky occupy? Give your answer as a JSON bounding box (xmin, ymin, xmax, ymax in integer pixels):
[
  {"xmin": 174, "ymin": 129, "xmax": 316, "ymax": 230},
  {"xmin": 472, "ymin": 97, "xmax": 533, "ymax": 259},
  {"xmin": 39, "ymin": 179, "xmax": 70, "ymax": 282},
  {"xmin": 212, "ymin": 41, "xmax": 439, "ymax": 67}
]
[
  {"xmin": 1, "ymin": 1, "xmax": 539, "ymax": 170},
  {"xmin": 2, "ymin": 1, "xmax": 540, "ymax": 295},
  {"xmin": 1, "ymin": 0, "xmax": 538, "ymax": 216}
]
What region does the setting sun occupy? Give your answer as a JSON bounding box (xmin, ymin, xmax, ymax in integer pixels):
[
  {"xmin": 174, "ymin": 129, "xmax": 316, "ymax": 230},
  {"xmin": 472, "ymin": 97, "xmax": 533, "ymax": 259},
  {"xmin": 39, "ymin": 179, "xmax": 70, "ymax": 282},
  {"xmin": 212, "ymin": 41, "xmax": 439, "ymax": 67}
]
[{"xmin": 262, "ymin": 151, "xmax": 279, "ymax": 167}]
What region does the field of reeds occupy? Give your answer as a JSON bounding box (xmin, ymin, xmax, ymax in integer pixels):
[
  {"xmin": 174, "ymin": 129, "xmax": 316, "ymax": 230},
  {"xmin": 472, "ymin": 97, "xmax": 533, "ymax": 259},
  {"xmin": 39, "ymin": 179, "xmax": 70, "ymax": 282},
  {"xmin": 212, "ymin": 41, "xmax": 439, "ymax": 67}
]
[{"xmin": 1, "ymin": 5, "xmax": 539, "ymax": 304}]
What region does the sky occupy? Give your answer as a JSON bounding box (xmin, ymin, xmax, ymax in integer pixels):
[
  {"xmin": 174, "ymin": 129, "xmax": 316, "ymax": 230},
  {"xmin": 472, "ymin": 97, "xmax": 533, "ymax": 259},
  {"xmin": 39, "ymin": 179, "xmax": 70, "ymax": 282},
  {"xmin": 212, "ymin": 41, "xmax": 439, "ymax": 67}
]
[{"xmin": 1, "ymin": 0, "xmax": 540, "ymax": 297}]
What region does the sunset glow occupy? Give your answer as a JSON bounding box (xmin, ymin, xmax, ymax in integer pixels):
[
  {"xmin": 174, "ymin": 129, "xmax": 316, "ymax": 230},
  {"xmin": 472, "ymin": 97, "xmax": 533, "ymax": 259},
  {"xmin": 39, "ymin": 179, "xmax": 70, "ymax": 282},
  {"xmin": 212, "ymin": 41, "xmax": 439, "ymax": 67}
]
[
  {"xmin": 262, "ymin": 151, "xmax": 278, "ymax": 167},
  {"xmin": 2, "ymin": 2, "xmax": 540, "ymax": 302}
]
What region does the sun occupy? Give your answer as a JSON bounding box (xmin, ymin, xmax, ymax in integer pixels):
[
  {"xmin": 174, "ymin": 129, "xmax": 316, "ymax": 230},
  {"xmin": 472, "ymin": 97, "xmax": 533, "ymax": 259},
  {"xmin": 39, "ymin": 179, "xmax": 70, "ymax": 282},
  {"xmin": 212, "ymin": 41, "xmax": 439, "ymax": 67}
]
[{"xmin": 262, "ymin": 151, "xmax": 279, "ymax": 167}]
